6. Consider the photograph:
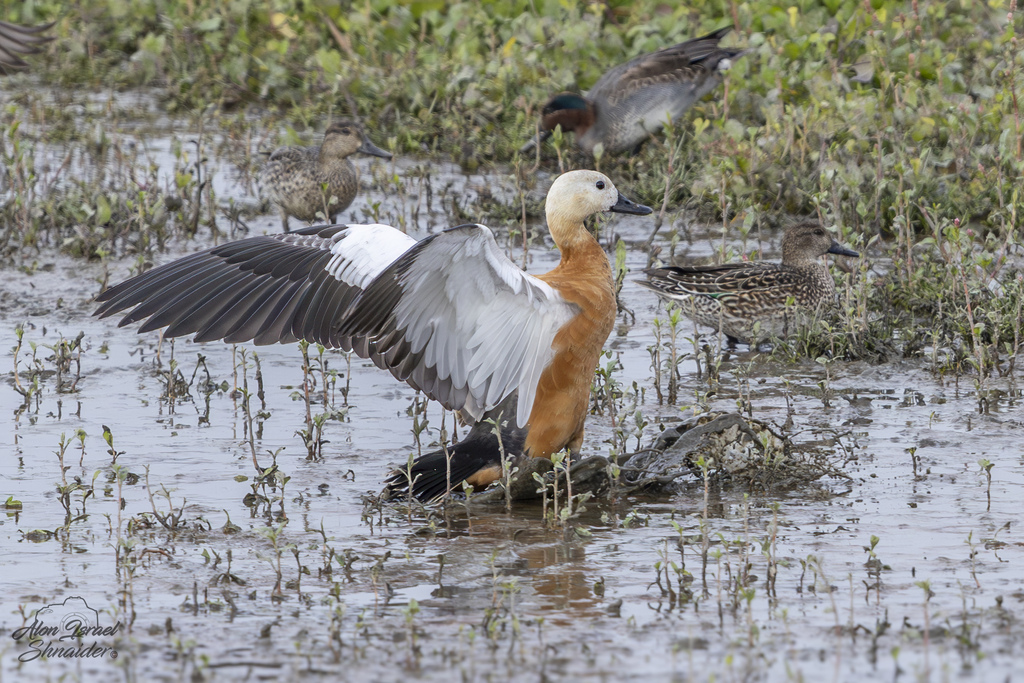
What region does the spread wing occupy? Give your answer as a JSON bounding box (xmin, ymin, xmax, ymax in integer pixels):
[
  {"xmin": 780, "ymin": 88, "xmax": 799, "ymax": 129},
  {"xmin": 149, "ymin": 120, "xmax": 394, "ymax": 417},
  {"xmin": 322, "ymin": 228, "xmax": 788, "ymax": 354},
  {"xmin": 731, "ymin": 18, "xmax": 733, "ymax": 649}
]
[
  {"xmin": 340, "ymin": 224, "xmax": 578, "ymax": 427},
  {"xmin": 96, "ymin": 222, "xmax": 577, "ymax": 428},
  {"xmin": 94, "ymin": 223, "xmax": 416, "ymax": 348},
  {"xmin": 0, "ymin": 21, "xmax": 54, "ymax": 74}
]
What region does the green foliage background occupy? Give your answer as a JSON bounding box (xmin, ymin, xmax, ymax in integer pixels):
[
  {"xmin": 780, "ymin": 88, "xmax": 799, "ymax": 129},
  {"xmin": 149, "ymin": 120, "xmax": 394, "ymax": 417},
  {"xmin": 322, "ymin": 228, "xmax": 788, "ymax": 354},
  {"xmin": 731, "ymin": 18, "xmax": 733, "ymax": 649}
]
[
  {"xmin": 3, "ymin": 0, "xmax": 1023, "ymax": 371},
  {"xmin": 7, "ymin": 0, "xmax": 1023, "ymax": 230}
]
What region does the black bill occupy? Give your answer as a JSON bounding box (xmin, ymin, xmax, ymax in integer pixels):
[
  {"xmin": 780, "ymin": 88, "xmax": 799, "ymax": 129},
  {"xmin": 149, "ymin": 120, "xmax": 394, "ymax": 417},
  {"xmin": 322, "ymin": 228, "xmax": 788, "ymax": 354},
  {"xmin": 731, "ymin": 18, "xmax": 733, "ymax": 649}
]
[
  {"xmin": 610, "ymin": 192, "xmax": 653, "ymax": 216},
  {"xmin": 358, "ymin": 139, "xmax": 393, "ymax": 159},
  {"xmin": 827, "ymin": 240, "xmax": 859, "ymax": 258}
]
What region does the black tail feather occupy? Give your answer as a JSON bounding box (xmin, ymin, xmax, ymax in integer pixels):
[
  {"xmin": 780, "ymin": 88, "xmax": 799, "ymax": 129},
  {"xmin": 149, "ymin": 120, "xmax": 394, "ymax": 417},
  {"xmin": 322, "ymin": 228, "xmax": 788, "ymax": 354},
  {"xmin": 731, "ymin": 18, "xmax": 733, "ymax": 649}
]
[{"xmin": 385, "ymin": 421, "xmax": 527, "ymax": 502}]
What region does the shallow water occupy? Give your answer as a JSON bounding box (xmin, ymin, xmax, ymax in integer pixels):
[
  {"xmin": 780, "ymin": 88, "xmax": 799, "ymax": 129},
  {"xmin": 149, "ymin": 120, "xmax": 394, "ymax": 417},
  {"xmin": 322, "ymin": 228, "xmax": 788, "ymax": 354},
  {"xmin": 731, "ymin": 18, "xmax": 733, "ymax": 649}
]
[{"xmin": 1, "ymin": 114, "xmax": 1023, "ymax": 683}]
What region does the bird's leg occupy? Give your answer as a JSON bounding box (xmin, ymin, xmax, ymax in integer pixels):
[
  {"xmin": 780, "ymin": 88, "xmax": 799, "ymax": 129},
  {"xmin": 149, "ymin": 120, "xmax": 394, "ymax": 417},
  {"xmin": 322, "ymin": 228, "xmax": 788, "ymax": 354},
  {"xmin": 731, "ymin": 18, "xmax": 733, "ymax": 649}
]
[
  {"xmin": 566, "ymin": 431, "xmax": 586, "ymax": 464},
  {"xmin": 279, "ymin": 208, "xmax": 290, "ymax": 233}
]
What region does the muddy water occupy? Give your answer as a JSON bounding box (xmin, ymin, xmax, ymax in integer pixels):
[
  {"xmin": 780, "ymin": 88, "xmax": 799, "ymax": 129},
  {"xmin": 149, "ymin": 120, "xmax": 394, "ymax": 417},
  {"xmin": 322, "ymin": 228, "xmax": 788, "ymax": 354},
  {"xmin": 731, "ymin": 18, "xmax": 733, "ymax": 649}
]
[{"xmin": 1, "ymin": 125, "xmax": 1023, "ymax": 683}]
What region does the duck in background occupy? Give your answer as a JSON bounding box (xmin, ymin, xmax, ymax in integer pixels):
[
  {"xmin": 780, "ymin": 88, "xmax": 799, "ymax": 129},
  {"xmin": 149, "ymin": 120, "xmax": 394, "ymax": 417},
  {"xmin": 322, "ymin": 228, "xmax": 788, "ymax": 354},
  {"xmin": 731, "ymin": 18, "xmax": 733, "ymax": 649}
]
[
  {"xmin": 522, "ymin": 27, "xmax": 746, "ymax": 157},
  {"xmin": 95, "ymin": 170, "xmax": 652, "ymax": 501},
  {"xmin": 259, "ymin": 120, "xmax": 392, "ymax": 232},
  {"xmin": 639, "ymin": 222, "xmax": 859, "ymax": 344}
]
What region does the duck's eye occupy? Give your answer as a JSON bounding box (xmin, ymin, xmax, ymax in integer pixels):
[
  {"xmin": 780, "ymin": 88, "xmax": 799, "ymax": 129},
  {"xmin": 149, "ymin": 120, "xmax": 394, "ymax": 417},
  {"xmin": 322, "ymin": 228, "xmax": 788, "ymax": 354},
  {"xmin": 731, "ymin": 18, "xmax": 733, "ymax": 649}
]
[
  {"xmin": 814, "ymin": 229, "xmax": 824, "ymax": 235},
  {"xmin": 341, "ymin": 128, "xmax": 351, "ymax": 135},
  {"xmin": 596, "ymin": 180, "xmax": 605, "ymax": 190}
]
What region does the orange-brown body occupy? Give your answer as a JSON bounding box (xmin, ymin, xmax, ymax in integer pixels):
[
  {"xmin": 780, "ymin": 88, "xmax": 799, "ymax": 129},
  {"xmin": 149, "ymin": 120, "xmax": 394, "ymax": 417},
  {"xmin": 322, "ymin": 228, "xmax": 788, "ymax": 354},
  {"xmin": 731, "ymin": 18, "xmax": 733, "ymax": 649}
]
[
  {"xmin": 526, "ymin": 233, "xmax": 616, "ymax": 459},
  {"xmin": 464, "ymin": 465, "xmax": 504, "ymax": 489},
  {"xmin": 460, "ymin": 235, "xmax": 615, "ymax": 491}
]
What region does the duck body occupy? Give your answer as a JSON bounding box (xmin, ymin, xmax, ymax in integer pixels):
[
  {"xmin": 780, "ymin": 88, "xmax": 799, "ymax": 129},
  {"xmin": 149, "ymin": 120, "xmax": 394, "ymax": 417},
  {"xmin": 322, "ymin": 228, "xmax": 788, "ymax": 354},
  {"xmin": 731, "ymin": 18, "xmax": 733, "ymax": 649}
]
[
  {"xmin": 529, "ymin": 27, "xmax": 746, "ymax": 156},
  {"xmin": 639, "ymin": 222, "xmax": 859, "ymax": 344},
  {"xmin": 0, "ymin": 21, "xmax": 54, "ymax": 74},
  {"xmin": 527, "ymin": 236, "xmax": 617, "ymax": 458},
  {"xmin": 260, "ymin": 120, "xmax": 391, "ymax": 232},
  {"xmin": 95, "ymin": 170, "xmax": 651, "ymax": 501},
  {"xmin": 376, "ymin": 221, "xmax": 619, "ymax": 500}
]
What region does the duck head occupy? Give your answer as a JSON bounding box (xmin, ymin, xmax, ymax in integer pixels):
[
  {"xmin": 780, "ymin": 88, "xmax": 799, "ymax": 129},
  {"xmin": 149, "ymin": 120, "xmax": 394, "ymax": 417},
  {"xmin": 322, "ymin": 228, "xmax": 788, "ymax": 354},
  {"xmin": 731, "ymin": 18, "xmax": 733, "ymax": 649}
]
[
  {"xmin": 544, "ymin": 170, "xmax": 651, "ymax": 248},
  {"xmin": 781, "ymin": 222, "xmax": 860, "ymax": 266},
  {"xmin": 541, "ymin": 93, "xmax": 596, "ymax": 134},
  {"xmin": 520, "ymin": 93, "xmax": 597, "ymax": 153},
  {"xmin": 321, "ymin": 120, "xmax": 393, "ymax": 161}
]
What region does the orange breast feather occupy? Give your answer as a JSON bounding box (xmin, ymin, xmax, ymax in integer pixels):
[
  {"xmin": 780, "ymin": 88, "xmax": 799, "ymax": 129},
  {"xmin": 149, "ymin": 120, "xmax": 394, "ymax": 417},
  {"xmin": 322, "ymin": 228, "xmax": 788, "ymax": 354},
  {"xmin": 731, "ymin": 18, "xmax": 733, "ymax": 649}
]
[{"xmin": 525, "ymin": 241, "xmax": 616, "ymax": 458}]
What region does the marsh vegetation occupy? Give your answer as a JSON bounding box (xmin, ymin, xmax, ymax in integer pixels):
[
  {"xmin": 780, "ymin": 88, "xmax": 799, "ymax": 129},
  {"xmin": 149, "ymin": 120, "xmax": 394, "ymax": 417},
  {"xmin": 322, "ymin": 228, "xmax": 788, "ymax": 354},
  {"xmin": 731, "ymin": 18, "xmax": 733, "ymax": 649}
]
[{"xmin": 1, "ymin": 1, "xmax": 1022, "ymax": 681}]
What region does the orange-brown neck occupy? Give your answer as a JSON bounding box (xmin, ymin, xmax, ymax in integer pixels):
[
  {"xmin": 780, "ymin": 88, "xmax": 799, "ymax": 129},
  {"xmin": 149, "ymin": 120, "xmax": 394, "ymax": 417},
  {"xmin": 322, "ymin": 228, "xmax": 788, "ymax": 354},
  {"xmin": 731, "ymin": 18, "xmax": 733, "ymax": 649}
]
[{"xmin": 524, "ymin": 230, "xmax": 616, "ymax": 459}]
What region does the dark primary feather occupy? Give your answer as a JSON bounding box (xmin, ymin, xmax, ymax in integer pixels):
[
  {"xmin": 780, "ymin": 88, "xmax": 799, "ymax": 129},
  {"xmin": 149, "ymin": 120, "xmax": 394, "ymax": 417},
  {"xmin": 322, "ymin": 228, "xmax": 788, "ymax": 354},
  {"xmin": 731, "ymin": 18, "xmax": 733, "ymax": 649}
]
[
  {"xmin": 94, "ymin": 224, "xmax": 360, "ymax": 348},
  {"xmin": 0, "ymin": 21, "xmax": 54, "ymax": 74},
  {"xmin": 95, "ymin": 223, "xmax": 499, "ymax": 424},
  {"xmin": 385, "ymin": 394, "xmax": 528, "ymax": 502}
]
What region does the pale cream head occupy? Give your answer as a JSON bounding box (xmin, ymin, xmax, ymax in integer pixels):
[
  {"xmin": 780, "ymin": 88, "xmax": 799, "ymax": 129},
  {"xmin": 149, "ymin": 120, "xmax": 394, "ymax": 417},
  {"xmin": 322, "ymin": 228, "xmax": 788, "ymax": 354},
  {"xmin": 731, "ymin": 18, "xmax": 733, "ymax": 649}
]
[{"xmin": 544, "ymin": 170, "xmax": 651, "ymax": 248}]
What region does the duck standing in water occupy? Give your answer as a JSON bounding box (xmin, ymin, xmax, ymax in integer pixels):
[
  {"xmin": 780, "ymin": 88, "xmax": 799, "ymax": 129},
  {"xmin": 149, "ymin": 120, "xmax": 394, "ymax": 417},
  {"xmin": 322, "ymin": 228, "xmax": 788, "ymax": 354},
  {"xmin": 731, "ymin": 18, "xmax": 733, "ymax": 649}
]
[
  {"xmin": 523, "ymin": 27, "xmax": 746, "ymax": 157},
  {"xmin": 95, "ymin": 170, "xmax": 652, "ymax": 500},
  {"xmin": 0, "ymin": 21, "xmax": 54, "ymax": 74},
  {"xmin": 639, "ymin": 222, "xmax": 859, "ymax": 344},
  {"xmin": 259, "ymin": 120, "xmax": 392, "ymax": 232}
]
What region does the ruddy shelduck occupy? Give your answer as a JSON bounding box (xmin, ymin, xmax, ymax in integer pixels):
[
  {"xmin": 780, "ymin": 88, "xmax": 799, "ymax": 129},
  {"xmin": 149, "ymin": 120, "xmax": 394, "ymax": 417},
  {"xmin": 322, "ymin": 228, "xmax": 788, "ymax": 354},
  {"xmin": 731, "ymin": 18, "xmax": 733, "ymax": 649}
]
[{"xmin": 95, "ymin": 170, "xmax": 652, "ymax": 500}]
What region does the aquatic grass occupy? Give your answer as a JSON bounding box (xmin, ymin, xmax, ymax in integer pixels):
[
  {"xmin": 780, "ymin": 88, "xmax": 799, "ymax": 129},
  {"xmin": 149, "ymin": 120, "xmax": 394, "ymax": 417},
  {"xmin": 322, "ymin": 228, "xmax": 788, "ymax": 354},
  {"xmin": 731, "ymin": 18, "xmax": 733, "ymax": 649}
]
[
  {"xmin": 977, "ymin": 459, "xmax": 994, "ymax": 511},
  {"xmin": 0, "ymin": 115, "xmax": 179, "ymax": 260},
  {"xmin": 11, "ymin": 325, "xmax": 42, "ymax": 414},
  {"xmin": 483, "ymin": 415, "xmax": 516, "ymax": 513},
  {"xmin": 3, "ymin": 0, "xmax": 1020, "ymax": 246},
  {"xmin": 141, "ymin": 466, "xmax": 190, "ymax": 532},
  {"xmin": 235, "ymin": 347, "xmax": 268, "ymax": 471},
  {"xmin": 54, "ymin": 432, "xmax": 94, "ymax": 531},
  {"xmin": 294, "ymin": 341, "xmax": 349, "ymax": 460},
  {"xmin": 647, "ymin": 305, "xmax": 686, "ymax": 405},
  {"xmin": 256, "ymin": 521, "xmax": 294, "ymax": 601},
  {"xmin": 590, "ymin": 349, "xmax": 625, "ymax": 419}
]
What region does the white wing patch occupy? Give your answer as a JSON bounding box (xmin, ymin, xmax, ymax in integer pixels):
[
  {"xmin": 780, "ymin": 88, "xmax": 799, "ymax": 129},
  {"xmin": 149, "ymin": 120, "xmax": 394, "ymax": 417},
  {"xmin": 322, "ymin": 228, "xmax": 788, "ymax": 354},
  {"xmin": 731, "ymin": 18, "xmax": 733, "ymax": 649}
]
[
  {"xmin": 325, "ymin": 224, "xmax": 417, "ymax": 288},
  {"xmin": 390, "ymin": 225, "xmax": 576, "ymax": 427}
]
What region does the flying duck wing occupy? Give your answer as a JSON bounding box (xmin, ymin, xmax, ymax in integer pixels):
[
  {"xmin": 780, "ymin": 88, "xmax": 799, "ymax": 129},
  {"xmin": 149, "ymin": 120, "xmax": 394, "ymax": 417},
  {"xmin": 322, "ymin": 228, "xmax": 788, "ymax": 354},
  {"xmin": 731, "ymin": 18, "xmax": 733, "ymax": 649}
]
[
  {"xmin": 341, "ymin": 224, "xmax": 578, "ymax": 428},
  {"xmin": 94, "ymin": 223, "xmax": 417, "ymax": 349}
]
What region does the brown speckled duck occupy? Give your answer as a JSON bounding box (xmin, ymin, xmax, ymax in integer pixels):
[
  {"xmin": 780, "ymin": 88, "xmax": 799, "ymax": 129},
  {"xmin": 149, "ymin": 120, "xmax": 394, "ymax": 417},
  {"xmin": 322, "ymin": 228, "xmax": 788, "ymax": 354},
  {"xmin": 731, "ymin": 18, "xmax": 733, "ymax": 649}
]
[
  {"xmin": 259, "ymin": 120, "xmax": 392, "ymax": 232},
  {"xmin": 523, "ymin": 27, "xmax": 746, "ymax": 157},
  {"xmin": 639, "ymin": 222, "xmax": 859, "ymax": 344}
]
